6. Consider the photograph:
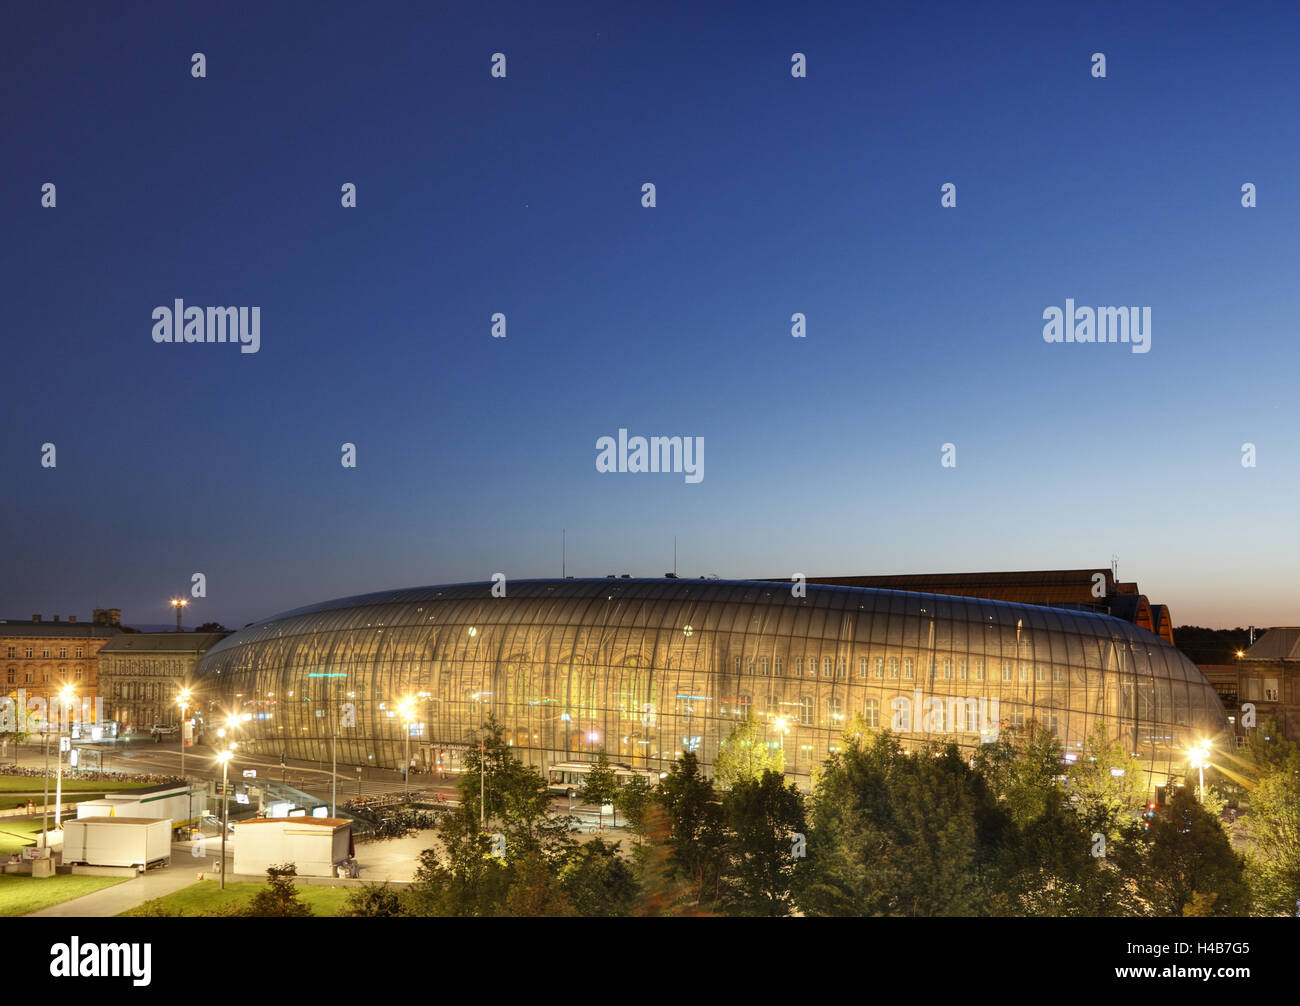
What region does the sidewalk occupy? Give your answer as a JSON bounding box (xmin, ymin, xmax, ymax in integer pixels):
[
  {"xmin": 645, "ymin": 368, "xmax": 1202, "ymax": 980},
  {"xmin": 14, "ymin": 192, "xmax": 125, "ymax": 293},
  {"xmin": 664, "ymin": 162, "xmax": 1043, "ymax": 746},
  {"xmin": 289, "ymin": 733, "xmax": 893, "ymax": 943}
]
[{"xmin": 25, "ymin": 844, "xmax": 227, "ymax": 917}]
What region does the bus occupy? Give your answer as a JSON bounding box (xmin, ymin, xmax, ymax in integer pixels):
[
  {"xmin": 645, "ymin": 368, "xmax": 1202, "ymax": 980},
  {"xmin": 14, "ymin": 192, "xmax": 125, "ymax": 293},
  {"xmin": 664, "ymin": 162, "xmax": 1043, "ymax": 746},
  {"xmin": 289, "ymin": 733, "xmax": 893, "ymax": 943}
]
[{"xmin": 546, "ymin": 761, "xmax": 663, "ymax": 798}]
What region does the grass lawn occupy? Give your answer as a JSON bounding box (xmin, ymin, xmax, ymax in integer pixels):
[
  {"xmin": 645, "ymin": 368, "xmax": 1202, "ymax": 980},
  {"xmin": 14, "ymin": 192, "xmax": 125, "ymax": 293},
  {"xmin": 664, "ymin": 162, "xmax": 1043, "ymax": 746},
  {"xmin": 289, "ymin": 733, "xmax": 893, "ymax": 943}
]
[
  {"xmin": 0, "ymin": 818, "xmax": 52, "ymax": 855},
  {"xmin": 0, "ymin": 874, "xmax": 127, "ymax": 917},
  {"xmin": 121, "ymin": 878, "xmax": 353, "ymax": 917}
]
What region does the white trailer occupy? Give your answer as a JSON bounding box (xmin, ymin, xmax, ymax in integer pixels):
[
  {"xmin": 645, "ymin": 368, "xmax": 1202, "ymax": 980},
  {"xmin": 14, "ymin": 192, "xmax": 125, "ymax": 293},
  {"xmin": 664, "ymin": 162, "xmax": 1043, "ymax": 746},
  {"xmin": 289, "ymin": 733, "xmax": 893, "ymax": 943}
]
[
  {"xmin": 61, "ymin": 817, "xmax": 173, "ymax": 871},
  {"xmin": 232, "ymin": 818, "xmax": 352, "ymax": 878},
  {"xmin": 76, "ymin": 785, "xmax": 202, "ymax": 836}
]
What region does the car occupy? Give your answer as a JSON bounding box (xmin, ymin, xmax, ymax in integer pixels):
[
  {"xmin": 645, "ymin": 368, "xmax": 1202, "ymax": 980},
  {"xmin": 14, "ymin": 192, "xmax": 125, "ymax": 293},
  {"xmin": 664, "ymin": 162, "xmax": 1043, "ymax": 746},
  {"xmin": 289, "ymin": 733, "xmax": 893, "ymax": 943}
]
[{"xmin": 150, "ymin": 724, "xmax": 177, "ymax": 736}]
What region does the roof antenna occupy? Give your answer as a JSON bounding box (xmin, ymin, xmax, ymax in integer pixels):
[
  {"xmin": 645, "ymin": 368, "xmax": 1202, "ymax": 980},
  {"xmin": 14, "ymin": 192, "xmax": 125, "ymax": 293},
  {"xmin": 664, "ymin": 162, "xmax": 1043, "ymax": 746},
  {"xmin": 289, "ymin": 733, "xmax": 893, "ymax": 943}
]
[{"xmin": 1111, "ymin": 554, "xmax": 1118, "ymax": 581}]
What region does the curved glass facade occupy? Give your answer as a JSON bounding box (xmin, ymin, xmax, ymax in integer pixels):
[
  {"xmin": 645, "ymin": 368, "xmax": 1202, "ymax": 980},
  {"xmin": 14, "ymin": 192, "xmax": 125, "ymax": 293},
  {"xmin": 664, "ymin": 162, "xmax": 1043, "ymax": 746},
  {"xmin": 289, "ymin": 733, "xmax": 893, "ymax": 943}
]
[{"xmin": 197, "ymin": 579, "xmax": 1228, "ymax": 789}]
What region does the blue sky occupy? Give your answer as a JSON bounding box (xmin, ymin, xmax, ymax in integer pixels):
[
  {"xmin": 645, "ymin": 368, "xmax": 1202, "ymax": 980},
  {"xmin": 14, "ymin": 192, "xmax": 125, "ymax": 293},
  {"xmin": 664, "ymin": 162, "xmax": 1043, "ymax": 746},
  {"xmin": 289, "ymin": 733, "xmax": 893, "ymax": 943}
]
[{"xmin": 3, "ymin": 1, "xmax": 1298, "ymax": 629}]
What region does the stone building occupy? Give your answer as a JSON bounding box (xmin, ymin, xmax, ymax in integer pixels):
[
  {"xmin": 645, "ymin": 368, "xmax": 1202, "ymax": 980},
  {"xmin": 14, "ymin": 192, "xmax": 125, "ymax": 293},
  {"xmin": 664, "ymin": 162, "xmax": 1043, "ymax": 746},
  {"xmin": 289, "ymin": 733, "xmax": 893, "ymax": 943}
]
[
  {"xmin": 97, "ymin": 632, "xmax": 230, "ymax": 734},
  {"xmin": 0, "ymin": 611, "xmax": 123, "ymax": 718},
  {"xmin": 1200, "ymin": 628, "xmax": 1300, "ymax": 746}
]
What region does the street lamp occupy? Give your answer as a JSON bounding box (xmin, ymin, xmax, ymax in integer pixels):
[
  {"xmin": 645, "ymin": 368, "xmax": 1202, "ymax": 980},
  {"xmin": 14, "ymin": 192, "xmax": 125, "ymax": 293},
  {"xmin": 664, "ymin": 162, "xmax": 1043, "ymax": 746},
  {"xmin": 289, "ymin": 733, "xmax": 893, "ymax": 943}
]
[
  {"xmin": 1189, "ymin": 741, "xmax": 1212, "ymax": 803},
  {"xmin": 215, "ymin": 747, "xmax": 233, "ymax": 890},
  {"xmin": 177, "ymin": 688, "xmax": 193, "ymax": 829},
  {"xmin": 54, "ymin": 685, "xmax": 75, "ymax": 829},
  {"xmin": 170, "ymin": 597, "xmax": 188, "ymax": 633},
  {"xmin": 773, "ymin": 716, "xmax": 789, "ymax": 756}
]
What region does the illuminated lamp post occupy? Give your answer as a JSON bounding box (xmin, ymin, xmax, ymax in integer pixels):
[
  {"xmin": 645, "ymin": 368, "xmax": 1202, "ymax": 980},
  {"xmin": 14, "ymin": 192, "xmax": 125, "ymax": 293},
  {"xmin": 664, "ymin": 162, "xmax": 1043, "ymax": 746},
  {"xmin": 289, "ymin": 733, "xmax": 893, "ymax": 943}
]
[
  {"xmin": 177, "ymin": 688, "xmax": 192, "ymax": 827},
  {"xmin": 54, "ymin": 685, "xmax": 75, "ymax": 828},
  {"xmin": 215, "ymin": 745, "xmax": 233, "ymax": 890},
  {"xmin": 1189, "ymin": 741, "xmax": 1212, "ymax": 803},
  {"xmin": 170, "ymin": 598, "xmax": 188, "ymax": 633}
]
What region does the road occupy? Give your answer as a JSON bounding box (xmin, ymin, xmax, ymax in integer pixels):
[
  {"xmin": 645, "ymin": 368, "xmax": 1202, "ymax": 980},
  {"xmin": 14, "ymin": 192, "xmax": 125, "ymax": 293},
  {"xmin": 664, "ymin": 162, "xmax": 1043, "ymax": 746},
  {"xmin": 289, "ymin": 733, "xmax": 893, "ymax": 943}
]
[{"xmin": 7, "ymin": 738, "xmax": 459, "ymax": 807}]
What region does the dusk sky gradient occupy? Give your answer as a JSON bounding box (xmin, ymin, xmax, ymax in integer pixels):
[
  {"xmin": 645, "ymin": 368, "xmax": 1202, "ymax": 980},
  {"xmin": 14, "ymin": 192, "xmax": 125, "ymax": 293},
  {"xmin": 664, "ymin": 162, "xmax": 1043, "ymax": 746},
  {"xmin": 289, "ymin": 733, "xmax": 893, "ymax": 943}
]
[{"xmin": 3, "ymin": 1, "xmax": 1298, "ymax": 630}]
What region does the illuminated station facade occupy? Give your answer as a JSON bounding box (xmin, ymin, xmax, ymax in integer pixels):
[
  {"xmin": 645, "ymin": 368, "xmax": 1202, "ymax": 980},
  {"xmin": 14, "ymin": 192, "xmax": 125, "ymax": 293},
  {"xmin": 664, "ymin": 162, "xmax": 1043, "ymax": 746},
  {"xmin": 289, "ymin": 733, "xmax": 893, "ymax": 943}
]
[{"xmin": 196, "ymin": 574, "xmax": 1226, "ymax": 791}]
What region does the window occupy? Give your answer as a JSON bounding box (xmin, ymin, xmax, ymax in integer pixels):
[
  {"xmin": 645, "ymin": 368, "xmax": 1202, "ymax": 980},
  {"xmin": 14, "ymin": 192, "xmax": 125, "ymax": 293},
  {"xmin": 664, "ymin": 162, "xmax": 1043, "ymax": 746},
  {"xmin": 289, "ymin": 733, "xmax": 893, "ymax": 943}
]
[
  {"xmin": 759, "ymin": 656, "xmax": 769, "ymax": 676},
  {"xmin": 823, "ymin": 657, "xmax": 833, "ymax": 678},
  {"xmin": 1264, "ymin": 678, "xmax": 1279, "ymax": 702},
  {"xmin": 76, "ymin": 647, "xmax": 84, "ymax": 658},
  {"xmin": 5, "ymin": 668, "xmax": 12, "ymax": 684},
  {"xmin": 42, "ymin": 648, "xmax": 50, "ymax": 658},
  {"xmin": 958, "ymin": 660, "xmax": 967, "ymax": 681},
  {"xmin": 734, "ymin": 657, "xmax": 742, "ymax": 674},
  {"xmin": 874, "ymin": 657, "xmax": 884, "ymax": 679},
  {"xmin": 888, "ymin": 657, "xmax": 899, "ymax": 679},
  {"xmin": 59, "ymin": 647, "xmax": 67, "ymax": 658},
  {"xmin": 835, "ymin": 657, "xmax": 845, "ymax": 679},
  {"xmin": 1018, "ymin": 664, "xmax": 1029, "ymax": 682},
  {"xmin": 798, "ymin": 696, "xmax": 813, "ymax": 726},
  {"xmin": 75, "ymin": 668, "xmax": 83, "ymax": 681},
  {"xmin": 1246, "ymin": 679, "xmax": 1261, "ymax": 701},
  {"xmin": 5, "ymin": 646, "xmax": 13, "ymax": 658},
  {"xmin": 943, "ymin": 658, "xmax": 953, "ymax": 680},
  {"xmin": 773, "ymin": 657, "xmax": 783, "ymax": 676},
  {"xmin": 863, "ymin": 697, "xmax": 880, "ymax": 728},
  {"xmin": 903, "ymin": 658, "xmax": 914, "ymax": 680},
  {"xmin": 1001, "ymin": 661, "xmax": 1012, "ymax": 682},
  {"xmin": 24, "ymin": 670, "xmax": 33, "ymax": 683},
  {"xmin": 738, "ymin": 694, "xmax": 752, "ymax": 712},
  {"xmin": 1010, "ymin": 708, "xmax": 1026, "ymax": 730},
  {"xmin": 828, "ymin": 695, "xmax": 843, "ymax": 720},
  {"xmin": 858, "ymin": 657, "xmax": 869, "ymax": 679},
  {"xmin": 1035, "ymin": 664, "xmax": 1047, "ymax": 683},
  {"xmin": 1052, "ymin": 666, "xmax": 1064, "ymax": 682},
  {"xmin": 24, "ymin": 647, "xmax": 33, "ymax": 659},
  {"xmin": 793, "ymin": 658, "xmax": 803, "ymax": 677},
  {"xmin": 974, "ymin": 660, "xmax": 984, "ymax": 681}
]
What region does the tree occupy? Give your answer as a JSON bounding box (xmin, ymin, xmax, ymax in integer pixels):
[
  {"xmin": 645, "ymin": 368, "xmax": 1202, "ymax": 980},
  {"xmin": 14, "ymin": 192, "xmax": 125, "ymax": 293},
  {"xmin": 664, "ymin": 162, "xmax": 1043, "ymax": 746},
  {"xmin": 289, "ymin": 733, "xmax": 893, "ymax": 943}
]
[
  {"xmin": 195, "ymin": 622, "xmax": 227, "ymax": 633},
  {"xmin": 1113, "ymin": 787, "xmax": 1250, "ymax": 917},
  {"xmin": 631, "ymin": 804, "xmax": 707, "ymax": 916},
  {"xmin": 458, "ymin": 714, "xmax": 571, "ymax": 858},
  {"xmin": 583, "ymin": 749, "xmax": 619, "ymax": 828},
  {"xmin": 1245, "ymin": 760, "xmax": 1300, "ymax": 915},
  {"xmin": 338, "ymin": 882, "xmax": 409, "ymax": 917},
  {"xmin": 1068, "ymin": 722, "xmax": 1142, "ymax": 839},
  {"xmin": 557, "ymin": 838, "xmax": 639, "ymax": 916},
  {"xmin": 408, "ymin": 817, "xmax": 512, "ymax": 916},
  {"xmin": 973, "ymin": 719, "xmax": 1063, "ymax": 828},
  {"xmin": 713, "ymin": 709, "xmax": 784, "ymax": 788},
  {"xmin": 245, "ymin": 863, "xmax": 312, "ymax": 917},
  {"xmin": 503, "ymin": 851, "xmax": 577, "ymax": 917},
  {"xmin": 613, "ymin": 773, "xmax": 654, "ymax": 843},
  {"xmin": 723, "ymin": 769, "xmax": 807, "ymax": 916},
  {"xmin": 800, "ymin": 733, "xmax": 998, "ymax": 917},
  {"xmin": 659, "ymin": 753, "xmax": 727, "ymax": 906}
]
